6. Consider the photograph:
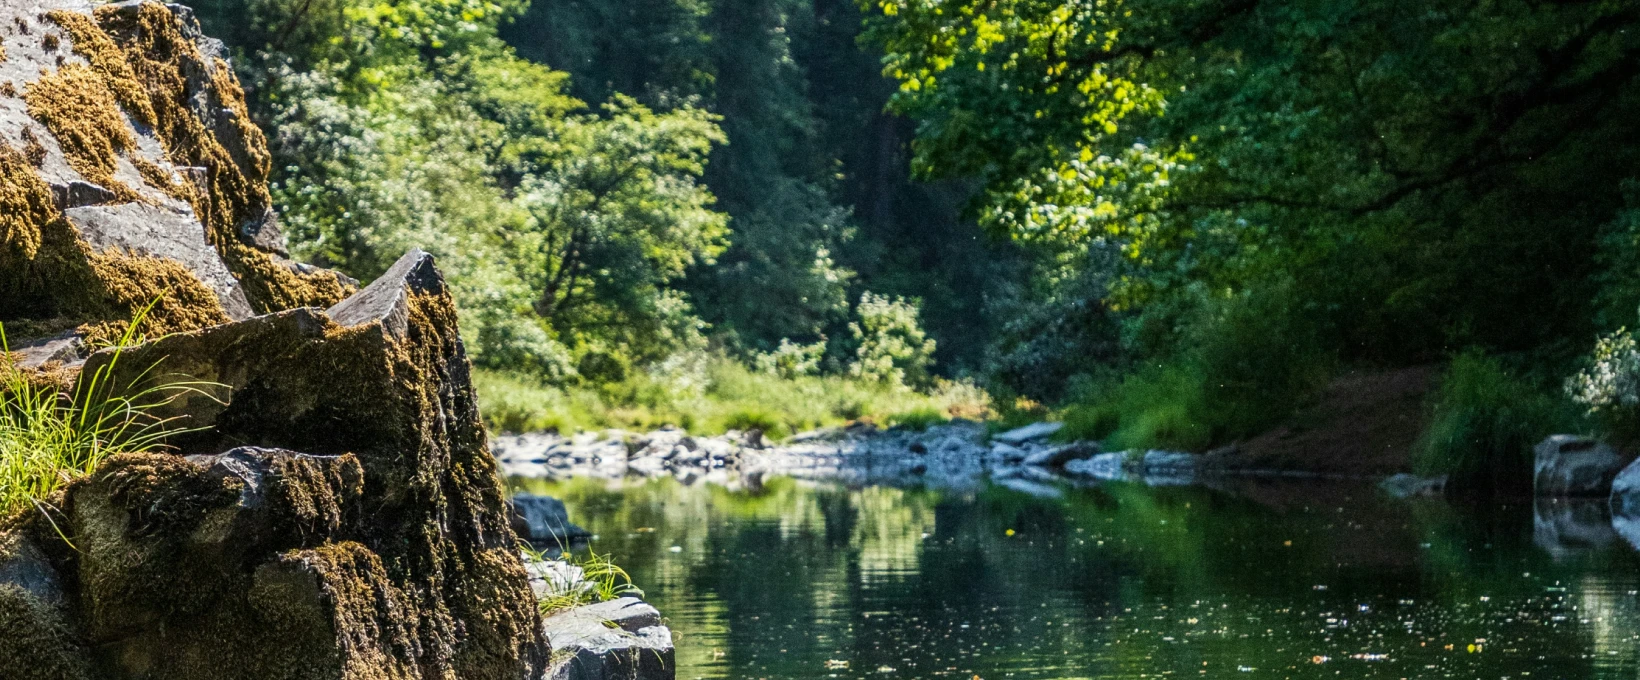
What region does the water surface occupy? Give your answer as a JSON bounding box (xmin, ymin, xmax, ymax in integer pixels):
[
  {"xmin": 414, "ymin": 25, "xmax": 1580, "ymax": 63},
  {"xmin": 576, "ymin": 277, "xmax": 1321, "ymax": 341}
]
[{"xmin": 510, "ymin": 475, "xmax": 1640, "ymax": 680}]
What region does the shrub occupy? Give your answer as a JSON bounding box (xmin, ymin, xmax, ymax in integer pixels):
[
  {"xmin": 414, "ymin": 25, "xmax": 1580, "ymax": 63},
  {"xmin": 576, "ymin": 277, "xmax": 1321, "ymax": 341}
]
[
  {"xmin": 886, "ymin": 407, "xmax": 945, "ymax": 431},
  {"xmin": 1055, "ymin": 281, "xmax": 1330, "ymax": 451},
  {"xmin": 849, "ymin": 292, "xmax": 937, "ymax": 388},
  {"xmin": 718, "ymin": 405, "xmax": 787, "ymax": 439},
  {"xmin": 1566, "ymin": 328, "xmax": 1640, "ymax": 440},
  {"xmin": 751, "ymin": 337, "xmax": 827, "ymax": 379},
  {"xmin": 1421, "ymin": 350, "xmax": 1580, "ymax": 491}
]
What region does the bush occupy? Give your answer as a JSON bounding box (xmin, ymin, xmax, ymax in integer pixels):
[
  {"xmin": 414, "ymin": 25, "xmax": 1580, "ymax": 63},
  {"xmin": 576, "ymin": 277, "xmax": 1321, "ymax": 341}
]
[
  {"xmin": 1059, "ymin": 363, "xmax": 1212, "ymax": 451},
  {"xmin": 750, "ymin": 337, "xmax": 827, "ymax": 379},
  {"xmin": 849, "ymin": 293, "xmax": 937, "ymax": 388},
  {"xmin": 718, "ymin": 405, "xmax": 788, "ymax": 438},
  {"xmin": 1566, "ymin": 328, "xmax": 1640, "ymax": 441},
  {"xmin": 886, "ymin": 407, "xmax": 945, "ymax": 431},
  {"xmin": 1420, "ymin": 350, "xmax": 1580, "ymax": 492},
  {"xmin": 1055, "ymin": 281, "xmax": 1331, "ymax": 451}
]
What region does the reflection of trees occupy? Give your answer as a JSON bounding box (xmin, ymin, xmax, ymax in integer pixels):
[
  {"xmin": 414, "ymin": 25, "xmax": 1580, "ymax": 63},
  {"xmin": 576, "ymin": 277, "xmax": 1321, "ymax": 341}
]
[{"xmin": 513, "ymin": 475, "xmax": 1640, "ymax": 679}]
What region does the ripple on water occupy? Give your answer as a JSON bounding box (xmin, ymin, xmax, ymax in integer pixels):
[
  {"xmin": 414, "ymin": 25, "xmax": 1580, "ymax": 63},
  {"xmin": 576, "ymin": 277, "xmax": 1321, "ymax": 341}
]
[{"xmin": 508, "ymin": 474, "xmax": 1640, "ymax": 679}]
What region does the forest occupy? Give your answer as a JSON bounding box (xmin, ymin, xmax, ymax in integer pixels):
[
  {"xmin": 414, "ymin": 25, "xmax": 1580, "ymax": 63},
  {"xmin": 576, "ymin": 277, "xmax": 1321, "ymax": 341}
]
[{"xmin": 186, "ymin": 0, "xmax": 1640, "ymax": 491}]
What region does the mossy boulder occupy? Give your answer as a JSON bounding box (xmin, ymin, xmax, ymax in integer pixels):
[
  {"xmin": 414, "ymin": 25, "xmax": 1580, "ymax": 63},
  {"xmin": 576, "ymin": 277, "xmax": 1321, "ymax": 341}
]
[
  {"xmin": 0, "ymin": 2, "xmax": 549, "ymax": 676},
  {"xmin": 0, "ymin": 251, "xmax": 551, "ymax": 679},
  {"xmin": 0, "ymin": 0, "xmax": 351, "ymax": 346}
]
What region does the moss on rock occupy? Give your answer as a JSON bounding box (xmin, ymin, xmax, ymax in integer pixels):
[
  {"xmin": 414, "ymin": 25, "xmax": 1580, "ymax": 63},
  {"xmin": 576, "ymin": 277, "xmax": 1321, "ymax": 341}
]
[
  {"xmin": 23, "ymin": 62, "xmax": 143, "ymax": 203},
  {"xmin": 93, "ymin": 2, "xmax": 352, "ymax": 312},
  {"xmin": 54, "ymin": 251, "xmax": 549, "ymax": 679}
]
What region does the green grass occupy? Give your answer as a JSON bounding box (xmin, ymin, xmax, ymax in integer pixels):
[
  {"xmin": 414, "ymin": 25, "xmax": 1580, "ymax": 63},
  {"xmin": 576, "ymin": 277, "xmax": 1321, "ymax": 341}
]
[
  {"xmin": 1415, "ymin": 350, "xmax": 1583, "ymax": 491},
  {"xmin": 1054, "ymin": 282, "xmax": 1331, "ymax": 452},
  {"xmin": 523, "ymin": 544, "xmax": 643, "ymax": 615},
  {"xmin": 0, "ymin": 317, "xmax": 207, "ymax": 517},
  {"xmin": 475, "ymin": 355, "xmax": 991, "ymax": 438}
]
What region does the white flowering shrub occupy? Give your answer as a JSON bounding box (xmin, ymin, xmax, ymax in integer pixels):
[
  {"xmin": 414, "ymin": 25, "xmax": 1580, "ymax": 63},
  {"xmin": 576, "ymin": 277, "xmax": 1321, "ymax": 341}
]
[
  {"xmin": 752, "ymin": 338, "xmax": 828, "ymax": 379},
  {"xmin": 849, "ymin": 293, "xmax": 937, "ymax": 388},
  {"xmin": 1566, "ymin": 329, "xmax": 1640, "ymax": 415}
]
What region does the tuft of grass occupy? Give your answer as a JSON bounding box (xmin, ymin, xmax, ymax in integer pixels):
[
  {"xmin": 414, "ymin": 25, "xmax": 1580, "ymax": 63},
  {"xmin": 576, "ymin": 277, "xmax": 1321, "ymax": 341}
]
[
  {"xmin": 1415, "ymin": 350, "xmax": 1582, "ymax": 492},
  {"xmin": 0, "ymin": 314, "xmax": 209, "ymax": 516},
  {"xmin": 475, "ymin": 355, "xmax": 991, "ymax": 438},
  {"xmin": 523, "ymin": 543, "xmax": 643, "ymax": 615}
]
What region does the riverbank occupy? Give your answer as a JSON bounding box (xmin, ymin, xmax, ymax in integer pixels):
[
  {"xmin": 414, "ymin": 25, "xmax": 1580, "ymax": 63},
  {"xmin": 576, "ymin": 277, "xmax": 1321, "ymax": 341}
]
[{"xmin": 490, "ymin": 416, "xmax": 1428, "ymax": 499}]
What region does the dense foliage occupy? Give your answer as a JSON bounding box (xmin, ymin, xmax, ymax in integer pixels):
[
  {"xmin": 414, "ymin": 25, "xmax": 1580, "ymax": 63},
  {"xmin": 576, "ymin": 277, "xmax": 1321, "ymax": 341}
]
[
  {"xmin": 190, "ymin": 0, "xmax": 1640, "ymax": 467},
  {"xmin": 859, "ymin": 0, "xmax": 1640, "ymax": 451}
]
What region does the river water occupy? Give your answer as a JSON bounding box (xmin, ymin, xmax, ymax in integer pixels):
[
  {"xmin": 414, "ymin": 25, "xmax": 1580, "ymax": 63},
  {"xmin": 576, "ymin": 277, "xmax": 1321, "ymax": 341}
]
[{"xmin": 508, "ymin": 474, "xmax": 1640, "ymax": 680}]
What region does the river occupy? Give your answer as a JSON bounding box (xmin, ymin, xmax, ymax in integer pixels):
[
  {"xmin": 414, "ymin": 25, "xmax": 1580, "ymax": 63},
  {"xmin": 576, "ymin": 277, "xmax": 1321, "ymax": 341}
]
[{"xmin": 508, "ymin": 474, "xmax": 1640, "ymax": 679}]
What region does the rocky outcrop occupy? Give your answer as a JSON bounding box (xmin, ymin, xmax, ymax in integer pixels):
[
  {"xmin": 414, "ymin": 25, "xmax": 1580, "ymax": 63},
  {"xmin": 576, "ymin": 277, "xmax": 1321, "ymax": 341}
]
[
  {"xmin": 1534, "ymin": 435, "xmax": 1630, "ymax": 498},
  {"xmin": 0, "ymin": 0, "xmax": 351, "ymax": 348},
  {"xmin": 10, "ymin": 249, "xmax": 549, "ymax": 679},
  {"xmin": 0, "ymin": 2, "xmax": 548, "ymax": 675},
  {"xmin": 543, "ymin": 598, "xmax": 675, "ymax": 680}
]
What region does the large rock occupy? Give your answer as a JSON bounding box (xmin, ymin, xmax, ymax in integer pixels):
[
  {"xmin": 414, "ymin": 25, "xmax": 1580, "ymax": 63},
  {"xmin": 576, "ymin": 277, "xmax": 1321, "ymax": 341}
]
[
  {"xmin": 3, "ymin": 250, "xmax": 549, "ymax": 679},
  {"xmin": 511, "ymin": 494, "xmax": 593, "ymax": 546},
  {"xmin": 1534, "ymin": 435, "xmax": 1629, "ymax": 498},
  {"xmin": 992, "ymin": 421, "xmax": 1064, "ymax": 445},
  {"xmin": 544, "ymin": 598, "xmax": 675, "ymax": 680},
  {"xmin": 0, "ymin": 0, "xmax": 351, "ymax": 346}
]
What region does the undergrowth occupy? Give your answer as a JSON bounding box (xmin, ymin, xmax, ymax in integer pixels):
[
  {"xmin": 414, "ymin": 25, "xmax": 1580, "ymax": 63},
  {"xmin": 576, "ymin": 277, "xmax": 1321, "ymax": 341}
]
[
  {"xmin": 476, "ymin": 355, "xmax": 991, "ymax": 438},
  {"xmin": 1415, "ymin": 350, "xmax": 1582, "ymax": 492},
  {"xmin": 0, "ymin": 313, "xmax": 207, "ymax": 516}
]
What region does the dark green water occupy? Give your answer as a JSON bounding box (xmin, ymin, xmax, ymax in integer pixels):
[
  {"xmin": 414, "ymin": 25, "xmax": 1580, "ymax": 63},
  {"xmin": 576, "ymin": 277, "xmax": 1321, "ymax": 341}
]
[{"xmin": 509, "ymin": 475, "xmax": 1640, "ymax": 680}]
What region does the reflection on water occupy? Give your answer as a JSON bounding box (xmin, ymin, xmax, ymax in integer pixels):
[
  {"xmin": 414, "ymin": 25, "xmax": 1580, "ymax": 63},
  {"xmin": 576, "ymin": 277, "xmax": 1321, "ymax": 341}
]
[{"xmin": 509, "ymin": 475, "xmax": 1640, "ymax": 679}]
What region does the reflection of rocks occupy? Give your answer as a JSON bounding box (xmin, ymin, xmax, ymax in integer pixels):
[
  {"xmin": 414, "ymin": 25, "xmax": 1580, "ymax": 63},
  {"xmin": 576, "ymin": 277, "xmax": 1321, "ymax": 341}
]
[
  {"xmin": 1379, "ymin": 473, "xmax": 1447, "ymax": 498},
  {"xmin": 1534, "ymin": 498, "xmax": 1616, "ymax": 558},
  {"xmin": 1535, "ymin": 435, "xmax": 1630, "ymax": 497},
  {"xmin": 1062, "ymin": 450, "xmax": 1201, "ymax": 486}
]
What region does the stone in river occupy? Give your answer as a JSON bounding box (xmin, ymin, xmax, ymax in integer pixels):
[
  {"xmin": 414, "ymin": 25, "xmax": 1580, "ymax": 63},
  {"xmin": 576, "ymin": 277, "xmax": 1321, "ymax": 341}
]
[
  {"xmin": 511, "ymin": 494, "xmax": 594, "ymax": 545},
  {"xmin": 993, "ymin": 421, "xmax": 1065, "ymax": 445},
  {"xmin": 1534, "ymin": 435, "xmax": 1629, "ymax": 497}
]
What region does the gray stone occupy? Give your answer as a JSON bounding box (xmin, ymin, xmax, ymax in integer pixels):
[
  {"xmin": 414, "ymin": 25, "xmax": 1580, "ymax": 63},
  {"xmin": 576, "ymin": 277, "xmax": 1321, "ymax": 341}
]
[
  {"xmin": 10, "ymin": 331, "xmax": 85, "ymax": 370},
  {"xmin": 1534, "ymin": 435, "xmax": 1629, "ymax": 497},
  {"xmin": 326, "ymin": 248, "xmax": 439, "ymax": 340},
  {"xmin": 993, "ymin": 421, "xmax": 1065, "ymax": 445},
  {"xmin": 65, "ymin": 202, "xmax": 255, "ymax": 320},
  {"xmin": 1609, "ymin": 457, "xmax": 1640, "ymax": 515},
  {"xmin": 237, "ymin": 206, "xmax": 289, "ymax": 257},
  {"xmin": 544, "ymin": 598, "xmax": 674, "ymax": 680},
  {"xmin": 510, "ymin": 494, "xmax": 592, "ymax": 546},
  {"xmin": 0, "ymin": 536, "xmax": 64, "ymax": 609},
  {"xmin": 49, "ymin": 180, "xmax": 119, "ymax": 209}
]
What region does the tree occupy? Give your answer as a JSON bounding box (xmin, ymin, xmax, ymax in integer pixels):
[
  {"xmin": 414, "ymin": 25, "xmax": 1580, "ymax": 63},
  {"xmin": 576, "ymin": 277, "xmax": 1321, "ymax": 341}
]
[{"xmin": 862, "ymin": 0, "xmax": 1640, "ymax": 365}]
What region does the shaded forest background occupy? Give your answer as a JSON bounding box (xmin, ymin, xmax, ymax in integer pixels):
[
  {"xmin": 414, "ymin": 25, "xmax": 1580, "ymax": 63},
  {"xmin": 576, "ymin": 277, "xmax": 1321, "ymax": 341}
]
[{"xmin": 186, "ymin": 0, "xmax": 1640, "ymax": 489}]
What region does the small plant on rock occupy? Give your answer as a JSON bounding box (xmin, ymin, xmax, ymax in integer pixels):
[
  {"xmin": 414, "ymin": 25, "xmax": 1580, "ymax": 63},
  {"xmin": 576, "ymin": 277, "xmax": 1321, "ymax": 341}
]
[{"xmin": 0, "ymin": 311, "xmax": 210, "ymax": 516}]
